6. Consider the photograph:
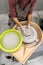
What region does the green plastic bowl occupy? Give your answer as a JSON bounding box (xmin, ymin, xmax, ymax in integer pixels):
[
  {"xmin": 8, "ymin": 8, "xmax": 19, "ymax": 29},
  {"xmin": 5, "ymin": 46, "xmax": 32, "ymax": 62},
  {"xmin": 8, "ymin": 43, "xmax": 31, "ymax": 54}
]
[{"xmin": 0, "ymin": 29, "xmax": 22, "ymax": 52}]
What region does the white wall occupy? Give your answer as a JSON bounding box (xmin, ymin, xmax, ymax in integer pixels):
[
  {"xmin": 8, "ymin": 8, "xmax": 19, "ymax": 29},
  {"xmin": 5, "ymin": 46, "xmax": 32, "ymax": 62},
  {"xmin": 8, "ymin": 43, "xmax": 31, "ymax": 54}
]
[
  {"xmin": 0, "ymin": 0, "xmax": 43, "ymax": 14},
  {"xmin": 35, "ymin": 0, "xmax": 43, "ymax": 11},
  {"xmin": 0, "ymin": 0, "xmax": 9, "ymax": 14}
]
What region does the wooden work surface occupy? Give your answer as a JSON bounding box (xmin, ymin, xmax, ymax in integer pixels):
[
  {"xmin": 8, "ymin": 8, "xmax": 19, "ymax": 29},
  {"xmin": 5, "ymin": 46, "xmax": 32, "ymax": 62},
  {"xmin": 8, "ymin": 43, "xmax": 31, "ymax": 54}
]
[{"xmin": 11, "ymin": 21, "xmax": 43, "ymax": 64}]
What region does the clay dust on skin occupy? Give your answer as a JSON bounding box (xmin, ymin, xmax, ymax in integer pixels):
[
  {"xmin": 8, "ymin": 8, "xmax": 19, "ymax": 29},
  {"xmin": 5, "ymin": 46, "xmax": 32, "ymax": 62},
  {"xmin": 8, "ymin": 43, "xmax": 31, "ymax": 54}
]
[{"xmin": 2, "ymin": 32, "xmax": 20, "ymax": 50}]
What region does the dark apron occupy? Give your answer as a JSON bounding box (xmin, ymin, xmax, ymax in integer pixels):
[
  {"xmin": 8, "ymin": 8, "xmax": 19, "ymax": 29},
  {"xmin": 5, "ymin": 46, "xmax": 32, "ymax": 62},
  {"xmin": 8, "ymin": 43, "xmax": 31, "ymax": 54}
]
[{"xmin": 8, "ymin": 3, "xmax": 30, "ymax": 28}]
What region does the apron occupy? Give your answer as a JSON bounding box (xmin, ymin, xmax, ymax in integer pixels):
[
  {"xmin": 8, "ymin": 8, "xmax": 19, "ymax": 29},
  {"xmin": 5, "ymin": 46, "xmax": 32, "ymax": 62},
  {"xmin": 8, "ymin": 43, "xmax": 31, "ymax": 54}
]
[
  {"xmin": 8, "ymin": 3, "xmax": 30, "ymax": 28},
  {"xmin": 16, "ymin": 3, "xmax": 30, "ymax": 21}
]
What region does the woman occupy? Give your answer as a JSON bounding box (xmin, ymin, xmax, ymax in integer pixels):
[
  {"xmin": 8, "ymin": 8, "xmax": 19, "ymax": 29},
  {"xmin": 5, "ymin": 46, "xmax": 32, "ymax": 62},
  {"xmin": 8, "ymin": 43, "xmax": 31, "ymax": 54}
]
[{"xmin": 8, "ymin": 0, "xmax": 37, "ymax": 35}]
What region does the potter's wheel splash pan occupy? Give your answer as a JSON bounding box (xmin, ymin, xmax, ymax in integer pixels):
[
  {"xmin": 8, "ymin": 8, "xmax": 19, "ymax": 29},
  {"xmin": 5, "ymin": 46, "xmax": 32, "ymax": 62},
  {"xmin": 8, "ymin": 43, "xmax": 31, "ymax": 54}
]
[
  {"xmin": 13, "ymin": 21, "xmax": 43, "ymax": 44},
  {"xmin": 18, "ymin": 26, "xmax": 38, "ymax": 43}
]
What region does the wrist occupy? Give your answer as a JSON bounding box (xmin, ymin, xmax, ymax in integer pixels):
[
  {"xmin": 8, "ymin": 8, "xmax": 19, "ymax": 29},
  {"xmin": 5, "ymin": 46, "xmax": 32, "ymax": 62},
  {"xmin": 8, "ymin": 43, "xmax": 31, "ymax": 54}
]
[
  {"xmin": 13, "ymin": 18, "xmax": 22, "ymax": 27},
  {"xmin": 28, "ymin": 14, "xmax": 32, "ymax": 21}
]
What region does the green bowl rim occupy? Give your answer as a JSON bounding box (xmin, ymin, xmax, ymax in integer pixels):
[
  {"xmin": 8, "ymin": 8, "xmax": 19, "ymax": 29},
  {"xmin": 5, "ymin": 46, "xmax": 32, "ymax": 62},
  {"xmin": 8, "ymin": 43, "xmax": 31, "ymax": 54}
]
[{"xmin": 0, "ymin": 29, "xmax": 22, "ymax": 52}]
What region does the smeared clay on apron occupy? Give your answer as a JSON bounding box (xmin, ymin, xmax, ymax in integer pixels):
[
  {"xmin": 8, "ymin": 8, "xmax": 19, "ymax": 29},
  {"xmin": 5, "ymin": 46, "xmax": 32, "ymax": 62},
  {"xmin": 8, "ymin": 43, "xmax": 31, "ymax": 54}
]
[{"xmin": 16, "ymin": 3, "xmax": 30, "ymax": 20}]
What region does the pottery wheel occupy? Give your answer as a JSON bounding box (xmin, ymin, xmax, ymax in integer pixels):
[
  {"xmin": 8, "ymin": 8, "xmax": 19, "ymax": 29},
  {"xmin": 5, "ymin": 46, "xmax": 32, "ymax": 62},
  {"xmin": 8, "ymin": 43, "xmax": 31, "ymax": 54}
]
[{"xmin": 18, "ymin": 25, "xmax": 38, "ymax": 43}]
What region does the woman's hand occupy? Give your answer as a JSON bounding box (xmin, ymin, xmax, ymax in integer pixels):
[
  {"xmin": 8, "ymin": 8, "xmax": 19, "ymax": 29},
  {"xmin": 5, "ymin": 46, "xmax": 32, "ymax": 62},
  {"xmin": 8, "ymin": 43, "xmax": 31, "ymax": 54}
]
[
  {"xmin": 20, "ymin": 25, "xmax": 31, "ymax": 37},
  {"xmin": 27, "ymin": 14, "xmax": 32, "ymax": 36},
  {"xmin": 20, "ymin": 14, "xmax": 32, "ymax": 37},
  {"xmin": 13, "ymin": 17, "xmax": 22, "ymax": 27}
]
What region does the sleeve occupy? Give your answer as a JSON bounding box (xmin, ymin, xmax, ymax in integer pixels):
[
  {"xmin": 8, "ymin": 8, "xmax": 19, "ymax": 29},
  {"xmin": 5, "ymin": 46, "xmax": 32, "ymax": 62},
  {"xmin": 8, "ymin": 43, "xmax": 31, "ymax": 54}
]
[
  {"xmin": 29, "ymin": 0, "xmax": 37, "ymax": 14},
  {"xmin": 8, "ymin": 0, "xmax": 18, "ymax": 18}
]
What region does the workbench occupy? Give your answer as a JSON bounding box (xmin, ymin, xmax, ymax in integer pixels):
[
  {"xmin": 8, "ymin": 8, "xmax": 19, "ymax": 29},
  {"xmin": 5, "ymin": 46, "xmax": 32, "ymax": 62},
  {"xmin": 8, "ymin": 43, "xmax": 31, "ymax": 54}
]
[{"xmin": 11, "ymin": 21, "xmax": 43, "ymax": 64}]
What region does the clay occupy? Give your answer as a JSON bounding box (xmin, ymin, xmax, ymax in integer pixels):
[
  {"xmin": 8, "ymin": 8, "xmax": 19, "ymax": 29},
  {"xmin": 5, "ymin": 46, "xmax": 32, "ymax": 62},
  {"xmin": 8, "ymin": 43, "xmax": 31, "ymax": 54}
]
[{"xmin": 18, "ymin": 25, "xmax": 38, "ymax": 43}]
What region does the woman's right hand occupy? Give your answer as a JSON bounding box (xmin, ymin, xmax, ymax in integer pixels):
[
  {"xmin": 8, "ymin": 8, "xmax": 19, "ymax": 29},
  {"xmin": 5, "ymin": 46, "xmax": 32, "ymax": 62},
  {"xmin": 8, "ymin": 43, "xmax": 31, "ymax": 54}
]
[{"xmin": 13, "ymin": 17, "xmax": 22, "ymax": 27}]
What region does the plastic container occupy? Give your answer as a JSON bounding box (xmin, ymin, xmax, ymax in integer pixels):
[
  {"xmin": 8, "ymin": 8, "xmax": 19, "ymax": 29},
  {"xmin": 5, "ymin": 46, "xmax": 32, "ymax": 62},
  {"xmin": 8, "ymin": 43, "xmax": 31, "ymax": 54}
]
[{"xmin": 0, "ymin": 29, "xmax": 22, "ymax": 52}]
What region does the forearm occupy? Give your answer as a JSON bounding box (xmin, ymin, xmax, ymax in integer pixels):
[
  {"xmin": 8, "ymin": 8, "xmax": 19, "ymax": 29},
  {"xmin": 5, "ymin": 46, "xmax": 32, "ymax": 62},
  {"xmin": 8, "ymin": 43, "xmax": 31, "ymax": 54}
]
[
  {"xmin": 13, "ymin": 17, "xmax": 22, "ymax": 27},
  {"xmin": 28, "ymin": 14, "xmax": 32, "ymax": 24},
  {"xmin": 28, "ymin": 14, "xmax": 32, "ymax": 21},
  {"xmin": 28, "ymin": 0, "xmax": 37, "ymax": 23}
]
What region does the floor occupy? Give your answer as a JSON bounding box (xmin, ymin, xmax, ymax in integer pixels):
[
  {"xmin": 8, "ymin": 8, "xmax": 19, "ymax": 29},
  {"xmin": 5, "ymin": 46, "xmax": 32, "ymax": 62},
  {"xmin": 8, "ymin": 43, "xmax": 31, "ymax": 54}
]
[{"xmin": 0, "ymin": 11, "xmax": 43, "ymax": 65}]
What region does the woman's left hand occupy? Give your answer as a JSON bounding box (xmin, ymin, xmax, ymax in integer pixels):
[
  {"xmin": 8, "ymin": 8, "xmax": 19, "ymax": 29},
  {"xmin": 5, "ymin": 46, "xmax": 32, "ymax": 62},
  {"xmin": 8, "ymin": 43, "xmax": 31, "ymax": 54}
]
[
  {"xmin": 27, "ymin": 14, "xmax": 32, "ymax": 36},
  {"xmin": 27, "ymin": 14, "xmax": 32, "ymax": 25}
]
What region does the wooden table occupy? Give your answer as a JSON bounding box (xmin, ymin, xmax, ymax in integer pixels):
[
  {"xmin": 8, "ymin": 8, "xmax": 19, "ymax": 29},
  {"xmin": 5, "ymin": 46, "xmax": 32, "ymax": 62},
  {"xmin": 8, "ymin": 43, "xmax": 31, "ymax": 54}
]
[{"xmin": 11, "ymin": 21, "xmax": 43, "ymax": 64}]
